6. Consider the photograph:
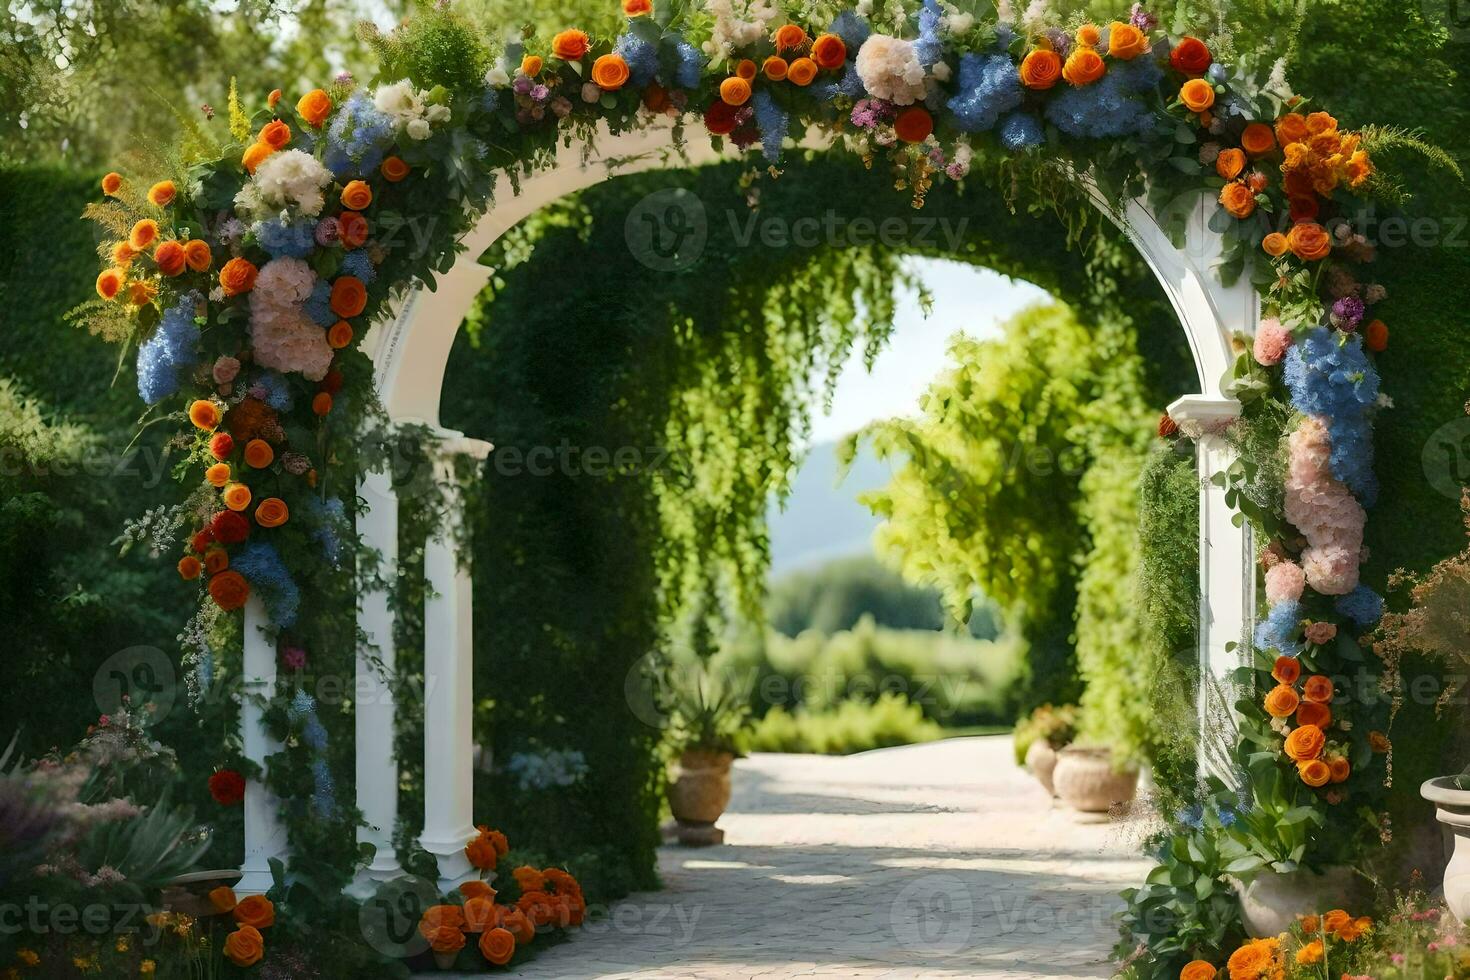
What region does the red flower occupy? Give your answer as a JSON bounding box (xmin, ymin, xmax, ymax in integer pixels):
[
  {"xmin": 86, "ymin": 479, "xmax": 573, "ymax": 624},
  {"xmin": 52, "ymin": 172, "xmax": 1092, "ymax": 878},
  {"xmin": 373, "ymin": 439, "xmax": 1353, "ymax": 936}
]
[
  {"xmin": 191, "ymin": 529, "xmax": 215, "ymax": 554},
  {"xmin": 704, "ymin": 100, "xmax": 739, "ymax": 136},
  {"xmin": 210, "ymin": 433, "xmax": 235, "ymax": 460},
  {"xmin": 1158, "ymin": 413, "xmax": 1179, "ymax": 438},
  {"xmin": 209, "ymin": 769, "xmax": 246, "ymax": 805},
  {"xmin": 319, "ymin": 369, "xmax": 344, "ymax": 396},
  {"xmin": 894, "ymin": 107, "xmax": 933, "ymax": 144},
  {"xmin": 210, "ymin": 510, "xmax": 250, "ymax": 544},
  {"xmin": 1169, "ymin": 36, "xmax": 1211, "ymax": 75}
]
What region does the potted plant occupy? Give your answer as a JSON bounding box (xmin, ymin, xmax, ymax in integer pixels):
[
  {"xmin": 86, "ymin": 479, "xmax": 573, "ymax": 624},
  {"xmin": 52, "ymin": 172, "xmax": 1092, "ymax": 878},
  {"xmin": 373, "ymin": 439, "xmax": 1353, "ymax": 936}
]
[
  {"xmin": 1014, "ymin": 703, "xmax": 1079, "ymax": 795},
  {"xmin": 663, "ymin": 667, "xmax": 750, "ymax": 847},
  {"xmin": 1052, "ymin": 743, "xmax": 1140, "ymax": 813}
]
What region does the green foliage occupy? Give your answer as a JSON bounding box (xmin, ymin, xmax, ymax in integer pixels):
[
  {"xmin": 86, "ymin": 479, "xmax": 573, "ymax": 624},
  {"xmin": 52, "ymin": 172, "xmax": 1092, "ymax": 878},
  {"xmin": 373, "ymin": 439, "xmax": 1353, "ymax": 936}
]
[
  {"xmin": 744, "ymin": 693, "xmax": 944, "ymax": 755},
  {"xmin": 364, "ymin": 1, "xmax": 491, "ymax": 91},
  {"xmin": 1013, "ymin": 702, "xmax": 1080, "ymax": 765},
  {"xmin": 767, "ymin": 555, "xmax": 1001, "ymax": 639}
]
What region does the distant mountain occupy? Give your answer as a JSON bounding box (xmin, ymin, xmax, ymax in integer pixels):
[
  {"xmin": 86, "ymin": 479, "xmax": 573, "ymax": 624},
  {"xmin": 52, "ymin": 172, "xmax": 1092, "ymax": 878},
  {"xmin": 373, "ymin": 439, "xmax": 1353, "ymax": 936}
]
[{"xmin": 767, "ymin": 440, "xmax": 895, "ymax": 576}]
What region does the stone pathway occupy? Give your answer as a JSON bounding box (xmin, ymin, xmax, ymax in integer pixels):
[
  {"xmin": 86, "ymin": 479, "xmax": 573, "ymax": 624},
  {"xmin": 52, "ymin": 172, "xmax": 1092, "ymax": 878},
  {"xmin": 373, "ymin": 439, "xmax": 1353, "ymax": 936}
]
[{"xmin": 498, "ymin": 736, "xmax": 1151, "ymax": 979}]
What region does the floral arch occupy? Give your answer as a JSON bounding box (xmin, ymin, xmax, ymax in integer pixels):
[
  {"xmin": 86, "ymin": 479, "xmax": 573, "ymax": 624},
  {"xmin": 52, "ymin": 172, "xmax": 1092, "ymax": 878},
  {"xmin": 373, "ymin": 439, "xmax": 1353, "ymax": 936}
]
[{"xmin": 80, "ymin": 0, "xmax": 1404, "ymax": 960}]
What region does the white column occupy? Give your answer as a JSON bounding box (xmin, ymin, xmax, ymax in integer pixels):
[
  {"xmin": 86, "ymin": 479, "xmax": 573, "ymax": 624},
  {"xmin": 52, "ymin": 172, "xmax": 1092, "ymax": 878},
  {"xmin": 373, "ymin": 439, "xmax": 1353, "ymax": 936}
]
[
  {"xmin": 238, "ymin": 596, "xmax": 289, "ymax": 894},
  {"xmin": 419, "ymin": 430, "xmax": 492, "ymax": 892},
  {"xmin": 1169, "ymin": 395, "xmax": 1255, "ymax": 791},
  {"xmin": 350, "ymin": 467, "xmax": 402, "ymax": 894}
]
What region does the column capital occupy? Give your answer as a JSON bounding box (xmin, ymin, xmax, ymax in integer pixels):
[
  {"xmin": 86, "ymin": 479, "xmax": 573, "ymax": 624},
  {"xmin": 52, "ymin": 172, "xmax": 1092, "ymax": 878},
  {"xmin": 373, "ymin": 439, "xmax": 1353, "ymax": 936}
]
[
  {"xmin": 393, "ymin": 419, "xmax": 494, "ymax": 461},
  {"xmin": 1167, "ymin": 394, "xmax": 1240, "ymax": 437}
]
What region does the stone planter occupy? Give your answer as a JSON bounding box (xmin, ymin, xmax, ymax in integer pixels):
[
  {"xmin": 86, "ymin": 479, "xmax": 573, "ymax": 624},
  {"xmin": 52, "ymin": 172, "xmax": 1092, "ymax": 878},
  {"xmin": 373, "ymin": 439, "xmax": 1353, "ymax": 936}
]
[
  {"xmin": 669, "ymin": 749, "xmax": 734, "ymax": 847},
  {"xmin": 1052, "ymin": 746, "xmax": 1138, "ymax": 813},
  {"xmin": 1024, "ymin": 740, "xmax": 1059, "ymax": 796},
  {"xmin": 1236, "ymin": 866, "xmax": 1360, "ymax": 938},
  {"xmin": 1422, "ymin": 776, "xmax": 1470, "ymax": 920},
  {"xmin": 160, "ymin": 869, "xmax": 244, "ymax": 918}
]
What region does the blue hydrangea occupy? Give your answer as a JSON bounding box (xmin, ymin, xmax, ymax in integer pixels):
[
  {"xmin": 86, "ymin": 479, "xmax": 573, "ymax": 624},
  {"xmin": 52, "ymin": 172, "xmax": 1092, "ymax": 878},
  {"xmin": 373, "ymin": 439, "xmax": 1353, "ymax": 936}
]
[
  {"xmin": 1283, "ymin": 327, "xmax": 1380, "ymax": 504},
  {"xmin": 506, "ymin": 748, "xmax": 589, "ymax": 791},
  {"xmin": 1044, "ymin": 58, "xmax": 1163, "ymax": 138},
  {"xmin": 194, "ymin": 649, "xmax": 214, "ymax": 693},
  {"xmin": 674, "ymin": 41, "xmax": 705, "ymax": 89},
  {"xmin": 302, "ymin": 714, "xmax": 328, "ymax": 752},
  {"xmin": 482, "ymin": 88, "xmax": 501, "ymax": 113},
  {"xmin": 305, "ymin": 495, "xmax": 347, "ymax": 566},
  {"xmin": 947, "ymin": 53, "xmax": 1021, "ymax": 133},
  {"xmin": 829, "ymin": 11, "xmax": 871, "ymax": 49},
  {"xmin": 251, "ymin": 371, "xmax": 293, "ymax": 411},
  {"xmin": 310, "ymin": 757, "xmax": 336, "ymax": 817},
  {"xmin": 232, "ymin": 542, "xmax": 300, "ymax": 628},
  {"xmin": 915, "ymin": 0, "xmax": 945, "ymax": 68},
  {"xmin": 136, "ymin": 296, "xmax": 200, "ymax": 404},
  {"xmin": 340, "ymin": 250, "xmax": 376, "ymax": 284},
  {"xmin": 288, "ymin": 689, "xmax": 316, "ymax": 719},
  {"xmin": 1254, "ymin": 599, "xmax": 1303, "ymax": 656},
  {"xmin": 998, "ymin": 111, "xmax": 1044, "ymax": 150},
  {"xmin": 304, "ymin": 279, "xmax": 335, "ymax": 327},
  {"xmin": 615, "ymin": 32, "xmax": 660, "ymax": 88},
  {"xmin": 324, "ymin": 93, "xmax": 396, "ymax": 178},
  {"xmin": 752, "ymin": 89, "xmax": 788, "ymax": 163},
  {"xmin": 1335, "ymin": 585, "xmax": 1385, "ymax": 627},
  {"xmin": 256, "ymin": 219, "xmax": 315, "ymax": 259},
  {"xmin": 813, "ymin": 63, "xmax": 865, "ymax": 101}
]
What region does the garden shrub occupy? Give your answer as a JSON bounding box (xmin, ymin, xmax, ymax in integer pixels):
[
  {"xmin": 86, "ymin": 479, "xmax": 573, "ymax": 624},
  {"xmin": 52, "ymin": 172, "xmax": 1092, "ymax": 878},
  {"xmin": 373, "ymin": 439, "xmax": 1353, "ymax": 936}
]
[{"xmin": 743, "ymin": 693, "xmax": 944, "ymax": 755}]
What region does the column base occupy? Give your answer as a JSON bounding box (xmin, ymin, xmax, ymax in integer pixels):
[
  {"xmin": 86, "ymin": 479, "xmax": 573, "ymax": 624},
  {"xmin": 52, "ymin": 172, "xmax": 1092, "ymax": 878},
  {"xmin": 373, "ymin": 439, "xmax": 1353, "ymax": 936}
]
[
  {"xmin": 236, "ymin": 865, "xmax": 278, "ymax": 897},
  {"xmin": 421, "ymin": 827, "xmax": 481, "ymax": 894},
  {"xmin": 345, "ymin": 852, "xmax": 403, "ymax": 899}
]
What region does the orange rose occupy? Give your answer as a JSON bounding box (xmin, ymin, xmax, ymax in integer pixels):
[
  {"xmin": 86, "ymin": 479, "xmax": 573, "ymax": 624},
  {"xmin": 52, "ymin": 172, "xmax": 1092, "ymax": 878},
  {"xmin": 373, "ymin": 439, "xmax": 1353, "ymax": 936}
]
[
  {"xmin": 268, "ymin": 88, "xmax": 282, "ymax": 107},
  {"xmin": 340, "ymin": 179, "xmax": 373, "ymax": 210},
  {"xmin": 381, "ymin": 156, "xmax": 410, "ymax": 182},
  {"xmin": 623, "ymin": 0, "xmax": 652, "ymax": 16},
  {"xmin": 466, "ymin": 834, "xmax": 497, "ymax": 870},
  {"xmin": 479, "ymin": 926, "xmax": 516, "ymax": 965},
  {"xmin": 1298, "ymin": 759, "xmax": 1331, "ymax": 787},
  {"xmin": 222, "ymin": 482, "xmax": 252, "ymax": 512},
  {"xmin": 1219, "ymin": 181, "xmax": 1256, "ymax": 218},
  {"xmin": 1302, "ymin": 675, "xmax": 1334, "ymax": 703},
  {"xmin": 591, "ymin": 54, "xmax": 631, "ymax": 91},
  {"xmin": 327, "ymin": 320, "xmax": 354, "ymax": 349},
  {"xmin": 461, "ymin": 880, "xmax": 496, "ymax": 902},
  {"xmin": 1180, "ymin": 78, "xmax": 1216, "ymax": 113},
  {"xmin": 259, "ymin": 119, "xmax": 291, "ymax": 149},
  {"xmin": 148, "ymin": 180, "xmax": 176, "ymax": 207},
  {"xmin": 1179, "ymin": 961, "xmax": 1216, "ymax": 980},
  {"xmin": 129, "ymin": 219, "xmax": 160, "ymax": 251},
  {"xmin": 1020, "ymin": 49, "xmax": 1062, "ymax": 89},
  {"xmin": 1275, "ymin": 112, "xmax": 1309, "ymax": 145},
  {"xmin": 735, "ymin": 59, "xmax": 757, "ymax": 80},
  {"xmin": 96, "ymin": 268, "xmax": 124, "ymax": 300},
  {"xmin": 338, "ymin": 210, "xmax": 369, "ymax": 248},
  {"xmin": 773, "ymin": 24, "xmax": 808, "ymax": 52},
  {"xmin": 427, "ymin": 924, "xmax": 465, "ymax": 954},
  {"xmin": 1241, "ymin": 122, "xmax": 1276, "ymax": 156},
  {"xmin": 1328, "ymin": 756, "xmax": 1351, "ymax": 783},
  {"xmin": 520, "ymin": 55, "xmax": 543, "ymax": 76},
  {"xmin": 206, "ymin": 464, "xmax": 231, "ymax": 487},
  {"xmin": 255, "ymin": 498, "xmax": 289, "ymax": 528},
  {"xmin": 762, "ymin": 56, "xmax": 789, "ymax": 81},
  {"xmin": 183, "ymin": 239, "xmax": 212, "ymax": 272},
  {"xmin": 551, "ymin": 29, "xmax": 590, "ymax": 61},
  {"xmin": 208, "ymin": 887, "xmax": 237, "ymax": 913},
  {"xmin": 101, "ymin": 171, "xmax": 123, "ymax": 195},
  {"xmin": 1322, "ymin": 909, "xmax": 1352, "ymax": 934},
  {"xmin": 513, "ymin": 866, "xmax": 547, "ymax": 892},
  {"xmin": 178, "ymin": 556, "xmax": 202, "ymax": 580},
  {"xmin": 312, "ymin": 392, "xmax": 333, "ymax": 416},
  {"xmin": 242, "ymin": 141, "xmax": 275, "ymax": 174},
  {"xmin": 1062, "ymin": 48, "xmax": 1105, "ymax": 86},
  {"xmin": 500, "ymin": 905, "xmax": 535, "ymax": 944},
  {"xmin": 517, "ymin": 890, "xmax": 555, "ymax": 927},
  {"xmin": 233, "ymin": 899, "xmax": 274, "ymax": 928},
  {"xmin": 1215, "ymin": 148, "xmax": 1246, "ymax": 180},
  {"xmin": 719, "ymin": 76, "xmax": 752, "ymax": 106},
  {"xmin": 154, "ymin": 240, "xmax": 186, "ymax": 276},
  {"xmin": 1261, "ymin": 232, "xmax": 1289, "ymax": 257},
  {"xmin": 1306, "ymin": 110, "xmax": 1337, "ymax": 134},
  {"xmin": 811, "ymin": 33, "xmax": 847, "ymax": 69},
  {"xmin": 787, "ymin": 57, "xmax": 818, "ymax": 86},
  {"xmin": 419, "ymin": 905, "xmax": 466, "ymax": 937},
  {"xmin": 1263, "ymin": 684, "xmax": 1299, "ymax": 719},
  {"xmin": 205, "ymin": 550, "xmax": 229, "ymax": 575},
  {"xmin": 1105, "ymin": 22, "xmax": 1149, "ymax": 60},
  {"xmin": 223, "ymin": 925, "xmax": 263, "ymax": 967},
  {"xmin": 1270, "ymin": 656, "xmax": 1301, "ymax": 685},
  {"xmin": 189, "ymin": 400, "xmax": 220, "ymax": 431},
  {"xmin": 208, "ymin": 570, "xmax": 250, "ymax": 611},
  {"xmin": 1287, "ymin": 221, "xmax": 1331, "ymax": 261},
  {"xmin": 296, "ymin": 89, "xmax": 332, "ymax": 128},
  {"xmin": 894, "ymin": 107, "xmax": 933, "ymax": 143},
  {"xmin": 220, "ymin": 257, "xmax": 259, "ymax": 295},
  {"xmin": 330, "ymin": 275, "xmax": 367, "ymax": 317},
  {"xmin": 1284, "ymin": 724, "xmax": 1326, "ymax": 762},
  {"xmin": 1169, "ymin": 36, "xmax": 1211, "ymax": 74},
  {"xmin": 462, "ymin": 896, "xmax": 496, "ymax": 933},
  {"xmin": 1295, "ymin": 700, "xmax": 1331, "ymax": 728}
]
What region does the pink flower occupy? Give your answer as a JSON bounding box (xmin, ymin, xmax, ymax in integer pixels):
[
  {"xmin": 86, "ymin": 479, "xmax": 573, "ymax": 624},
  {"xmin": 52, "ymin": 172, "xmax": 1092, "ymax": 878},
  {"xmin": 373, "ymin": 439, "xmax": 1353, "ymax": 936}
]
[
  {"xmin": 281, "ymin": 646, "xmax": 307, "ymax": 670},
  {"xmin": 1264, "ymin": 561, "xmax": 1305, "ymax": 605},
  {"xmin": 213, "ymin": 356, "xmax": 241, "ymax": 384},
  {"xmin": 1284, "ymin": 417, "xmax": 1365, "ymax": 595},
  {"xmin": 314, "ymin": 217, "xmax": 342, "ymax": 247},
  {"xmin": 1253, "ymin": 317, "xmax": 1292, "ymax": 366},
  {"xmin": 1304, "ymin": 621, "xmax": 1338, "ymax": 645}
]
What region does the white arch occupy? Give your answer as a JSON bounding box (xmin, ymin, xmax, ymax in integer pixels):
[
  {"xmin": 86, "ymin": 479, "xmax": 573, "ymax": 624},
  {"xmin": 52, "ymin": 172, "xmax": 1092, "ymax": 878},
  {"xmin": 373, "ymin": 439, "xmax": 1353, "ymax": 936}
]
[{"xmin": 302, "ymin": 119, "xmax": 1260, "ymax": 893}]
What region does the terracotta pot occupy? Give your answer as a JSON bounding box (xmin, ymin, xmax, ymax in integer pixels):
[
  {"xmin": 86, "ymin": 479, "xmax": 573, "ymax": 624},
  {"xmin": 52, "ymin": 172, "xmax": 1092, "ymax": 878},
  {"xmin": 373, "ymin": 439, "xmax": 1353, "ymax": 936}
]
[
  {"xmin": 1052, "ymin": 746, "xmax": 1138, "ymax": 813},
  {"xmin": 669, "ymin": 749, "xmax": 733, "ymax": 846},
  {"xmin": 1423, "ymin": 776, "xmax": 1470, "ymax": 920},
  {"xmin": 432, "ymin": 951, "xmax": 458, "ymax": 970},
  {"xmin": 1025, "ymin": 739, "xmax": 1058, "ymax": 796},
  {"xmin": 1236, "ymin": 866, "xmax": 1361, "ymax": 938}
]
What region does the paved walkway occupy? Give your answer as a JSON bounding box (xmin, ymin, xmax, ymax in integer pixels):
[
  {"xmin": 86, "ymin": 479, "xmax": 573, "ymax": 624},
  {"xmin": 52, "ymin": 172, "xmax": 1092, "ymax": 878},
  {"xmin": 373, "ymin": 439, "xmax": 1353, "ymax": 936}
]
[{"xmin": 489, "ymin": 736, "xmax": 1151, "ymax": 980}]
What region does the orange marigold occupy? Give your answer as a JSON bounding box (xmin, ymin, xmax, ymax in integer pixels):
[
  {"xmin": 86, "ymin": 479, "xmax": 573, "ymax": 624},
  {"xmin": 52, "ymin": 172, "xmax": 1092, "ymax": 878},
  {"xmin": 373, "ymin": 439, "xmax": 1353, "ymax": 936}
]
[
  {"xmin": 129, "ymin": 219, "xmax": 160, "ymax": 251},
  {"xmin": 242, "ymin": 142, "xmax": 275, "ymax": 174},
  {"xmin": 220, "ymin": 257, "xmax": 259, "ymax": 295},
  {"xmin": 154, "ymin": 240, "xmax": 186, "ymax": 277},
  {"xmin": 148, "ymin": 180, "xmax": 176, "ymax": 206},
  {"xmin": 183, "ymin": 239, "xmax": 212, "ymax": 272},
  {"xmin": 787, "ymin": 57, "xmax": 818, "ymax": 86},
  {"xmin": 773, "ymin": 24, "xmax": 808, "ymax": 52}
]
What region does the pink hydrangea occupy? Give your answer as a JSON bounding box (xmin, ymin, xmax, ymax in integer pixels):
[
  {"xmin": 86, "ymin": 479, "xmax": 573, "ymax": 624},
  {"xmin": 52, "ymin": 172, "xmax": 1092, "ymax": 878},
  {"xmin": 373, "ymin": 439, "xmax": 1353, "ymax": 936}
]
[
  {"xmin": 1264, "ymin": 560, "xmax": 1305, "ymax": 605},
  {"xmin": 1283, "ymin": 416, "xmax": 1365, "ymax": 595},
  {"xmin": 249, "ymin": 258, "xmax": 332, "ymax": 381},
  {"xmin": 1253, "ymin": 317, "xmax": 1292, "ymax": 366},
  {"xmin": 1304, "ymin": 621, "xmax": 1337, "ymax": 645}
]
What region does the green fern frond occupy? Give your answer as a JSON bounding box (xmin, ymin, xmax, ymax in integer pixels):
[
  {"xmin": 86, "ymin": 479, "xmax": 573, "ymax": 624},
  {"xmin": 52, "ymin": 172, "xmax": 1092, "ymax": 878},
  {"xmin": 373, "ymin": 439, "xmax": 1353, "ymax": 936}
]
[
  {"xmin": 228, "ymin": 77, "xmax": 251, "ymax": 144},
  {"xmin": 82, "ymin": 200, "xmax": 139, "ymax": 239},
  {"xmin": 1360, "ymin": 125, "xmax": 1464, "ymax": 182},
  {"xmin": 66, "ymin": 299, "xmax": 137, "ymax": 345},
  {"xmin": 148, "ymin": 87, "xmax": 221, "ymax": 167}
]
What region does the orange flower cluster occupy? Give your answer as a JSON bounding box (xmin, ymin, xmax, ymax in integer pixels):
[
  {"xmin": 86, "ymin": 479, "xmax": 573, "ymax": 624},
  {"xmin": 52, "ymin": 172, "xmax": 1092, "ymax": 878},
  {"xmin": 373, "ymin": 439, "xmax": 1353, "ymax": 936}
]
[
  {"xmin": 1224, "ymin": 936, "xmax": 1282, "ymax": 980},
  {"xmin": 1264, "ymin": 656, "xmax": 1352, "ymax": 790},
  {"xmin": 202, "ymin": 889, "xmax": 275, "ymax": 967},
  {"xmin": 714, "ymin": 22, "xmax": 844, "ymax": 107},
  {"xmin": 1187, "ymin": 910, "xmax": 1375, "ymax": 979}
]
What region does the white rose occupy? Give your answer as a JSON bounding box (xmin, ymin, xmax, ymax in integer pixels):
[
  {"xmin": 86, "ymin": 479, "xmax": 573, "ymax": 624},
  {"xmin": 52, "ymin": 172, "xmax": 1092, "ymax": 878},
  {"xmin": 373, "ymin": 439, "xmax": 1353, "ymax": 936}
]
[
  {"xmin": 855, "ymin": 0, "xmax": 873, "ymax": 13},
  {"xmin": 374, "ymin": 80, "xmax": 415, "ymax": 118},
  {"xmin": 406, "ymin": 118, "xmax": 431, "ymax": 141},
  {"xmin": 484, "ymin": 66, "xmax": 510, "ymax": 87},
  {"xmin": 426, "ymin": 104, "xmax": 450, "ymax": 124},
  {"xmin": 930, "ymin": 60, "xmax": 951, "ymax": 82},
  {"xmin": 946, "ymin": 12, "xmax": 974, "ymax": 33}
]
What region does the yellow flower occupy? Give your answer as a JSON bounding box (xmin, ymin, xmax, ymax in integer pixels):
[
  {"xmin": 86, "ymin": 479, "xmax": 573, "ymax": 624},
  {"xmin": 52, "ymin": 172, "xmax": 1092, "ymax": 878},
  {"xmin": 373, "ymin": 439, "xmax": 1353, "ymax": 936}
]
[
  {"xmin": 16, "ymin": 951, "xmax": 38, "ymax": 967},
  {"xmin": 139, "ymin": 961, "xmax": 156, "ymax": 977}
]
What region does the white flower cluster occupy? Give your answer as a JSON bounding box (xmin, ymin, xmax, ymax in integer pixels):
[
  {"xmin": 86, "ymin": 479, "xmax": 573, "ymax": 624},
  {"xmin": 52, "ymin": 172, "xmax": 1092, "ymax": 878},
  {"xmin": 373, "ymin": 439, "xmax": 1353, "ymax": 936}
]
[
  {"xmin": 374, "ymin": 80, "xmax": 450, "ymax": 141},
  {"xmin": 855, "ymin": 34, "xmax": 928, "ymax": 105},
  {"xmin": 235, "ymin": 149, "xmax": 333, "ymax": 218},
  {"xmin": 249, "ymin": 258, "xmax": 333, "ymax": 382},
  {"xmin": 703, "ymin": 0, "xmax": 780, "ymax": 63}
]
